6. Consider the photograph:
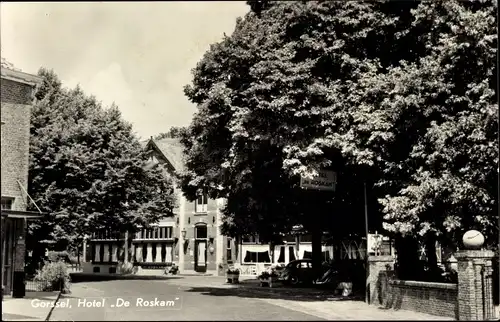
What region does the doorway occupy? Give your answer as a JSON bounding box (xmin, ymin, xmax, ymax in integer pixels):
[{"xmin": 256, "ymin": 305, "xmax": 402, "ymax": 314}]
[{"xmin": 194, "ymin": 225, "xmax": 207, "ymax": 273}]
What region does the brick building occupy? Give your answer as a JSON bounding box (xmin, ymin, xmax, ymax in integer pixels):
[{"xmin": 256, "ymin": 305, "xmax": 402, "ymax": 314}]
[
  {"xmin": 85, "ymin": 137, "xmax": 233, "ymax": 275},
  {"xmin": 1, "ymin": 64, "xmax": 43, "ymax": 296}
]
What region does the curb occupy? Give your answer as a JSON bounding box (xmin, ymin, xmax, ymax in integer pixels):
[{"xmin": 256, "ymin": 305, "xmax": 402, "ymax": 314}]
[
  {"xmin": 44, "ymin": 291, "xmax": 62, "ymax": 321},
  {"xmin": 69, "ymin": 273, "xmax": 182, "ymax": 282}
]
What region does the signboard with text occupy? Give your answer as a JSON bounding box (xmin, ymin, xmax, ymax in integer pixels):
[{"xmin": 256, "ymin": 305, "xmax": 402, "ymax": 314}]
[{"xmin": 300, "ymin": 170, "xmax": 337, "ymax": 191}]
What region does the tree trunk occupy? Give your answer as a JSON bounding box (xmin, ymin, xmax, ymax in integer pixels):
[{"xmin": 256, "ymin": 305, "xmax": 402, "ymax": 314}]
[
  {"xmin": 395, "ymin": 236, "xmax": 421, "ymax": 280},
  {"xmin": 425, "ymin": 235, "xmax": 438, "ymax": 268},
  {"xmin": 235, "ymin": 235, "xmax": 240, "ymax": 263},
  {"xmin": 269, "ymin": 240, "xmax": 274, "ymax": 263},
  {"xmin": 311, "ymin": 226, "xmax": 323, "ymax": 280},
  {"xmin": 124, "ymin": 231, "xmax": 129, "ymax": 263}
]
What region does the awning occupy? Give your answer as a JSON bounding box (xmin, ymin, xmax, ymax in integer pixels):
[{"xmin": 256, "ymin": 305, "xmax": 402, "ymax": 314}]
[{"xmin": 1, "ymin": 209, "xmax": 44, "ymax": 219}]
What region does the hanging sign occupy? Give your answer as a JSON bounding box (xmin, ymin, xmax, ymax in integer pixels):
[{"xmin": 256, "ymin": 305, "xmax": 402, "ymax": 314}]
[{"xmin": 300, "ymin": 170, "xmax": 337, "ymax": 191}]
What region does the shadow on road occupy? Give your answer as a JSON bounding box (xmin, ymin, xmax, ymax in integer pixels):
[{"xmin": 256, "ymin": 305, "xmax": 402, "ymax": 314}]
[
  {"xmin": 70, "ymin": 273, "xmax": 184, "ymax": 283},
  {"xmin": 183, "ymin": 285, "xmax": 364, "ymax": 302}
]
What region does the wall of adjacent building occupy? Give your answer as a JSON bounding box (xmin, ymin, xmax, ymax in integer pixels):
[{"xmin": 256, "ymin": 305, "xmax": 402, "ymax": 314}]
[
  {"xmin": 1, "ymin": 73, "xmax": 37, "ymax": 294},
  {"xmin": 1, "ymin": 78, "xmax": 33, "ymax": 212}
]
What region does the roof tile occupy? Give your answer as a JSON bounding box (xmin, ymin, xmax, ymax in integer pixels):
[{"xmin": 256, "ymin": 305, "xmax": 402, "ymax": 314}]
[{"xmin": 152, "ymin": 138, "xmax": 186, "ymax": 173}]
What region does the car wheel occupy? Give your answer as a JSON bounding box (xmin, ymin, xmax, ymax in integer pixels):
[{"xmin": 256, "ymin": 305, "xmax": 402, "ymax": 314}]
[{"xmin": 290, "ymin": 275, "xmax": 299, "ymax": 285}]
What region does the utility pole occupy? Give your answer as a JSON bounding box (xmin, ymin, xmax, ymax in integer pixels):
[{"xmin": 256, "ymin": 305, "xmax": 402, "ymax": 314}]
[{"xmin": 364, "ymin": 181, "xmax": 370, "ymax": 304}]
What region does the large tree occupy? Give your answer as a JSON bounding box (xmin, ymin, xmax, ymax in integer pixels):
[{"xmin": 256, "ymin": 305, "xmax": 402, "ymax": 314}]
[
  {"xmin": 180, "ymin": 0, "xmax": 395, "ymax": 274},
  {"xmin": 181, "ymin": 0, "xmax": 497, "ymax": 277},
  {"xmin": 28, "ymin": 68, "xmax": 176, "ymax": 261},
  {"xmin": 282, "ymin": 0, "xmax": 498, "ymax": 247}
]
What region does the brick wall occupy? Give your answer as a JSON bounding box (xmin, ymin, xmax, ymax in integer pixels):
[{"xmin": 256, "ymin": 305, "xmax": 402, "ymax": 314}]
[
  {"xmin": 1, "ymin": 78, "xmax": 33, "ymax": 105},
  {"xmin": 181, "ymin": 196, "xmax": 219, "ymax": 272},
  {"xmin": 1, "ymin": 79, "xmax": 34, "ymax": 211},
  {"xmin": 380, "ymin": 273, "xmax": 458, "ymax": 319}
]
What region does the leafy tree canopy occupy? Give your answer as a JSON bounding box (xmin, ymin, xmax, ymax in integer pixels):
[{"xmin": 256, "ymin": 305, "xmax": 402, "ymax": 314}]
[
  {"xmin": 154, "ymin": 126, "xmax": 189, "ymax": 140},
  {"xmin": 182, "ymin": 0, "xmax": 497, "ymax": 251},
  {"xmin": 29, "ymin": 68, "xmax": 176, "ymax": 251}
]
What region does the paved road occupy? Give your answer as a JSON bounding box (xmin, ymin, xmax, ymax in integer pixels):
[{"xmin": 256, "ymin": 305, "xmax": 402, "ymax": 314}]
[{"xmin": 49, "ymin": 279, "xmax": 325, "ymax": 321}]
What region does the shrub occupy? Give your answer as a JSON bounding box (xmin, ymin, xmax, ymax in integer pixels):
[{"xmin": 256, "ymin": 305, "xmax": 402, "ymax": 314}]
[
  {"xmin": 168, "ymin": 264, "xmax": 179, "ymax": 275},
  {"xmin": 258, "ymin": 266, "xmax": 279, "ymax": 279},
  {"xmin": 34, "ymin": 260, "xmax": 71, "ymax": 294},
  {"xmin": 47, "ymin": 251, "xmax": 71, "ymax": 263},
  {"xmin": 226, "ymin": 267, "xmax": 240, "ymax": 275}
]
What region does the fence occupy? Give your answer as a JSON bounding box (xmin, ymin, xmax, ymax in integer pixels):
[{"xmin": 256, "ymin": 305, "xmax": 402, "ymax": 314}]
[
  {"xmin": 25, "ymin": 276, "xmax": 64, "ymax": 292},
  {"xmin": 371, "ymin": 249, "xmax": 498, "ymax": 320}
]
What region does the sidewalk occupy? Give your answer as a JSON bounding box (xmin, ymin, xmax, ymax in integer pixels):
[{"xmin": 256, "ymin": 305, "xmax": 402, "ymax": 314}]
[
  {"xmin": 2, "ymin": 291, "xmax": 60, "ymax": 321},
  {"xmin": 259, "ymin": 298, "xmax": 454, "ymax": 320},
  {"xmin": 234, "ymin": 278, "xmax": 451, "ymax": 320},
  {"xmin": 168, "ymin": 276, "xmax": 452, "ymax": 320}
]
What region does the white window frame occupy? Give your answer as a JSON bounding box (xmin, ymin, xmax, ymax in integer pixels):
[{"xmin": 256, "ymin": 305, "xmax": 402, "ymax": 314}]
[{"xmin": 195, "ymin": 192, "xmax": 208, "ymax": 213}]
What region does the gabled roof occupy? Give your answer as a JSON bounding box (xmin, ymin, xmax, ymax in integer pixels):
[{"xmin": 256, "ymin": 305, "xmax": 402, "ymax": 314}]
[
  {"xmin": 1, "ymin": 58, "xmax": 42, "ymax": 86},
  {"xmin": 146, "ymin": 138, "xmax": 186, "ymax": 173}
]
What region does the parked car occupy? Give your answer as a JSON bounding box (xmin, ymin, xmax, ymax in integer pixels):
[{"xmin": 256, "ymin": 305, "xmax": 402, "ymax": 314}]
[{"xmin": 279, "ymin": 259, "xmax": 317, "ymax": 285}]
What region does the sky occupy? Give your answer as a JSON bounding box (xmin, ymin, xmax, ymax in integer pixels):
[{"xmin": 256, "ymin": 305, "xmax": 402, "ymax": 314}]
[{"xmin": 1, "ymin": 1, "xmax": 248, "ymax": 139}]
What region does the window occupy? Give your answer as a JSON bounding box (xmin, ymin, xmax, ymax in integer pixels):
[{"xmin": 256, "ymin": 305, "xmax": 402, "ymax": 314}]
[
  {"xmin": 159, "ymin": 227, "xmax": 172, "ymax": 239},
  {"xmin": 303, "ymin": 251, "xmax": 330, "ymax": 261},
  {"xmin": 226, "ymin": 238, "xmax": 232, "ymax": 262},
  {"xmin": 195, "ymin": 225, "xmax": 207, "ymax": 239},
  {"xmin": 195, "ymin": 192, "xmax": 208, "ymax": 213},
  {"xmin": 277, "ymin": 246, "xmax": 286, "ymax": 263},
  {"xmin": 298, "ymin": 261, "xmax": 310, "ymax": 268},
  {"xmin": 1, "ymin": 197, "xmax": 13, "ymax": 210},
  {"xmin": 242, "ymin": 234, "xmax": 260, "ymax": 244},
  {"xmin": 139, "ymin": 227, "xmax": 173, "ymax": 239},
  {"xmin": 243, "ymin": 251, "xmax": 271, "ymax": 263},
  {"xmin": 288, "ymin": 246, "xmax": 296, "ymax": 262}
]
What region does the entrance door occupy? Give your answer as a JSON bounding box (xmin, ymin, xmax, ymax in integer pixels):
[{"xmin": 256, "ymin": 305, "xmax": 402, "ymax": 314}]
[{"xmin": 194, "ymin": 240, "xmax": 207, "ymax": 272}]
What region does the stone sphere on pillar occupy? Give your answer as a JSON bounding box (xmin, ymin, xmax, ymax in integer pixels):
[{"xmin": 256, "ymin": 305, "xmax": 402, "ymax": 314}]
[{"xmin": 462, "ymin": 230, "xmax": 485, "ymax": 249}]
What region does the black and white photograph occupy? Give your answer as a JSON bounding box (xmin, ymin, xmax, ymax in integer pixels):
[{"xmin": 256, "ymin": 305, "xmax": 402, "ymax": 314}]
[{"xmin": 1, "ymin": 1, "xmax": 499, "ymax": 321}]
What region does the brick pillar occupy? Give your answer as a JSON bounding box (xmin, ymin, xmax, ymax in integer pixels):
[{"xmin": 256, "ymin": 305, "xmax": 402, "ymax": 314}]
[
  {"xmin": 367, "ymin": 255, "xmax": 394, "ymax": 305},
  {"xmin": 455, "ymin": 249, "xmax": 495, "ymax": 320}
]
